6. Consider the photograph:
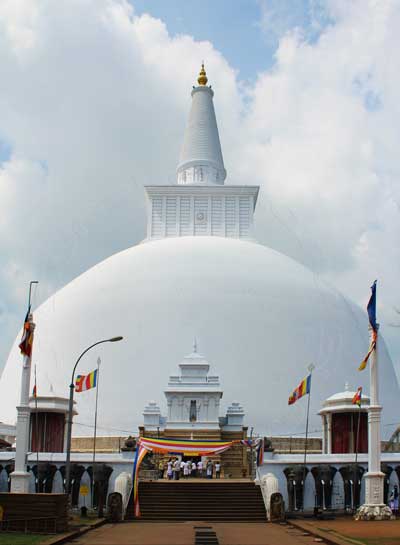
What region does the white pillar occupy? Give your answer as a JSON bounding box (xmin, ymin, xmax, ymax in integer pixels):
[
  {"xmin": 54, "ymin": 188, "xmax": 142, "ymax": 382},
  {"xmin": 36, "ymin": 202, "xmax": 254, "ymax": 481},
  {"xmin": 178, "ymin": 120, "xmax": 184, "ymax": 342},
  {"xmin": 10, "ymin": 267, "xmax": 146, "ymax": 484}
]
[
  {"xmin": 327, "ymin": 413, "xmax": 332, "ymax": 455},
  {"xmin": 321, "ymin": 415, "xmax": 327, "ymax": 454},
  {"xmin": 355, "ymin": 325, "xmax": 393, "ymax": 520},
  {"xmin": 364, "ymin": 325, "xmax": 384, "ymax": 502},
  {"xmin": 10, "ymin": 343, "xmax": 34, "ymax": 493}
]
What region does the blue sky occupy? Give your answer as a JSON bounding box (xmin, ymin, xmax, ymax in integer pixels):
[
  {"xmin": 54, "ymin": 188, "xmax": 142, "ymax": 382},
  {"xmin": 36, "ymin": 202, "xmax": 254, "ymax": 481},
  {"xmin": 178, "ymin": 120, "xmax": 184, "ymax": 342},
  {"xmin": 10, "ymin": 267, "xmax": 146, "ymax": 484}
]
[
  {"xmin": 130, "ymin": 0, "xmax": 324, "ymax": 81},
  {"xmin": 131, "ymin": 0, "xmax": 271, "ymax": 80}
]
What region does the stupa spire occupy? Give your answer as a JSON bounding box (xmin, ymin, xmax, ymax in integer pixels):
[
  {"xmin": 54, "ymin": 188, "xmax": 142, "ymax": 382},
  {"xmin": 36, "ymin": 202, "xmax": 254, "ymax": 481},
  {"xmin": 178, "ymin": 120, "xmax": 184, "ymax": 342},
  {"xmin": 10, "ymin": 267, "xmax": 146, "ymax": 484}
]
[
  {"xmin": 176, "ymin": 63, "xmax": 226, "ymax": 185},
  {"xmin": 197, "ymin": 62, "xmax": 208, "ymax": 86},
  {"xmin": 144, "ymin": 65, "xmax": 259, "ymax": 241}
]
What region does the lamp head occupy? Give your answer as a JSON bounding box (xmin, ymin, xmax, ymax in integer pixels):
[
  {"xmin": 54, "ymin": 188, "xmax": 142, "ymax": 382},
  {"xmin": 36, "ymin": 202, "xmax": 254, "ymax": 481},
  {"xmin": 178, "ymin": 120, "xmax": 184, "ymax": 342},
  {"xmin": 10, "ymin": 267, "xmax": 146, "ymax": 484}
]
[{"xmin": 109, "ymin": 336, "xmax": 123, "ymax": 342}]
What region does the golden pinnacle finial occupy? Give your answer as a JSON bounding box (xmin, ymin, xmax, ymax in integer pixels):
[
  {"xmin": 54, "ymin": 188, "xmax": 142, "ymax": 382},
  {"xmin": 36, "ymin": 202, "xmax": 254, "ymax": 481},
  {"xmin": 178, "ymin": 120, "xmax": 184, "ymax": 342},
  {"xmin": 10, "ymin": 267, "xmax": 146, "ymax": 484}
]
[{"xmin": 197, "ymin": 62, "xmax": 208, "ymax": 86}]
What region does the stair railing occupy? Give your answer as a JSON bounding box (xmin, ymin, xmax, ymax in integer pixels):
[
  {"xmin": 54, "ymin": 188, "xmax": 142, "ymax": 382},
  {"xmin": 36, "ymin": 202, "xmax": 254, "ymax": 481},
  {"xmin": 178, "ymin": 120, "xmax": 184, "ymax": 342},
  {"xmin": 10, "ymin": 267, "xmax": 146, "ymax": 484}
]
[
  {"xmin": 123, "ymin": 481, "xmax": 133, "ymax": 520},
  {"xmin": 112, "ymin": 471, "xmax": 133, "ymax": 520}
]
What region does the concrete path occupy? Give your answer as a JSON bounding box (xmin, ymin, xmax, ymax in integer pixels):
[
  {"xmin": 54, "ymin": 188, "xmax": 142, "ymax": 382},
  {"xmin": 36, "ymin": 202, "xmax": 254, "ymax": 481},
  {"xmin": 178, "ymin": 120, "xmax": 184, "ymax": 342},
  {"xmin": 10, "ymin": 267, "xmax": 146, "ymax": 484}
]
[
  {"xmin": 294, "ymin": 518, "xmax": 400, "ymax": 545},
  {"xmin": 71, "ymin": 521, "xmax": 324, "ymax": 545}
]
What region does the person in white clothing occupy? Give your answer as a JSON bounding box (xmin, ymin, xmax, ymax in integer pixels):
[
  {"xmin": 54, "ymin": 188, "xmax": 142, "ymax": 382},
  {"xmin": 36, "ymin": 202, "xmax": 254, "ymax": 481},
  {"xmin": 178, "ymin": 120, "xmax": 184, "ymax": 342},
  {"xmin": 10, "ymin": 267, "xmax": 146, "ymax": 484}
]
[
  {"xmin": 183, "ymin": 461, "xmax": 190, "ymax": 478},
  {"xmin": 215, "ymin": 462, "xmax": 221, "ymax": 479},
  {"xmin": 173, "ymin": 458, "xmax": 181, "ymax": 480},
  {"xmin": 167, "ymin": 460, "xmax": 173, "ymax": 480},
  {"xmin": 197, "ymin": 460, "xmax": 203, "ymax": 478},
  {"xmin": 191, "ymin": 461, "xmax": 197, "ymax": 477}
]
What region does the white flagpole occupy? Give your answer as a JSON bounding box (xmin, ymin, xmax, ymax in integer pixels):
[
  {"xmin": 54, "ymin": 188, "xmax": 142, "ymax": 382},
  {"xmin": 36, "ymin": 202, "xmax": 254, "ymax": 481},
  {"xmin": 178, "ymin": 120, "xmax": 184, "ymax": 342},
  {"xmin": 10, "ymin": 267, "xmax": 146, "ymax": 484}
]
[
  {"xmin": 356, "ymin": 283, "xmax": 393, "ymax": 519},
  {"xmin": 92, "ymin": 357, "xmax": 101, "ymax": 509},
  {"xmin": 353, "ymin": 394, "xmax": 362, "ymax": 510},
  {"xmin": 11, "ymin": 280, "xmax": 39, "ymax": 493},
  {"xmin": 302, "ymin": 363, "xmax": 315, "ymax": 510},
  {"xmin": 34, "ymin": 365, "xmax": 39, "ymax": 490}
]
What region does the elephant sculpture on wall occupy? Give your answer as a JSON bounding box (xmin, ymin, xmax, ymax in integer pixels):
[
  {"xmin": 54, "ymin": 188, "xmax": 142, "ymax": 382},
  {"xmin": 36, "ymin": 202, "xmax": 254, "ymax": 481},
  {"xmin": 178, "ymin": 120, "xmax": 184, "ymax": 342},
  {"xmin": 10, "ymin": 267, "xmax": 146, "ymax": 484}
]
[
  {"xmin": 339, "ymin": 465, "xmax": 364, "ymax": 509},
  {"xmin": 88, "ymin": 464, "xmax": 113, "ymax": 517},
  {"xmin": 284, "ymin": 466, "xmax": 308, "ymax": 511},
  {"xmin": 32, "ymin": 463, "xmax": 57, "ymax": 493},
  {"xmin": 311, "ymin": 466, "xmax": 337, "ymax": 510},
  {"xmin": 60, "ymin": 464, "xmax": 86, "ymax": 506}
]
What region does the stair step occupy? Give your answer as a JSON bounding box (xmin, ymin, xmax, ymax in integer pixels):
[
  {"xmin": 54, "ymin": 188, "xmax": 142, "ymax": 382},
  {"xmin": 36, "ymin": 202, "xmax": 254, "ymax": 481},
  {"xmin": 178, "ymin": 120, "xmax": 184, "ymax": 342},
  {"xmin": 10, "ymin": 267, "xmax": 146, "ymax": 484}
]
[
  {"xmin": 195, "ymin": 529, "xmax": 219, "ymax": 545},
  {"xmin": 126, "ymin": 481, "xmax": 266, "ymax": 522}
]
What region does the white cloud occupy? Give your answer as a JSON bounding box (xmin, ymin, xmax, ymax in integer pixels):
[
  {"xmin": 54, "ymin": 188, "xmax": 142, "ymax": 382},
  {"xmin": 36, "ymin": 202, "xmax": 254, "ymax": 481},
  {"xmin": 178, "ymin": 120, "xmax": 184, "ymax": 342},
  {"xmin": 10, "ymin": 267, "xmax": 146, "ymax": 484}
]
[
  {"xmin": 239, "ymin": 0, "xmax": 400, "ymax": 363},
  {"xmin": 257, "ymin": 0, "xmax": 331, "ymax": 45},
  {"xmin": 0, "ymin": 0, "xmax": 399, "ymax": 376}
]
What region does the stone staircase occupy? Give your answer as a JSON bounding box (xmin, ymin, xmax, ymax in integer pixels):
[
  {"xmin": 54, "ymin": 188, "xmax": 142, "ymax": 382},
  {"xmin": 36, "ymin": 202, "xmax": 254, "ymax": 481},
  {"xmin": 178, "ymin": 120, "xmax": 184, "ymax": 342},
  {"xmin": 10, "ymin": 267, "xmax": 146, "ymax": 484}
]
[
  {"xmin": 125, "ymin": 481, "xmax": 266, "ymax": 522},
  {"xmin": 221, "ymin": 443, "xmax": 247, "ymax": 478}
]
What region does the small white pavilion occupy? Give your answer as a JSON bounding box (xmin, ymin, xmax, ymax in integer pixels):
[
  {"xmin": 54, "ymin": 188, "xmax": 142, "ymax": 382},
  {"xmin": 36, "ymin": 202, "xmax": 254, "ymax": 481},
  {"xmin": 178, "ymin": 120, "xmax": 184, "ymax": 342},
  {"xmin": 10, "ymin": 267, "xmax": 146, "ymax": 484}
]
[{"xmin": 142, "ymin": 341, "xmax": 245, "ymax": 435}]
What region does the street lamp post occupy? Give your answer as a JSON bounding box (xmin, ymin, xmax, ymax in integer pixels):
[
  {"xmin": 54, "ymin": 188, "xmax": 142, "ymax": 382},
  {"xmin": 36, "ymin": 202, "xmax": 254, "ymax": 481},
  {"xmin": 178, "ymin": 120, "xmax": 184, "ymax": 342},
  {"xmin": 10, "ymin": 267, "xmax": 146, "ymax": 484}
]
[{"xmin": 64, "ymin": 336, "xmax": 123, "ymax": 496}]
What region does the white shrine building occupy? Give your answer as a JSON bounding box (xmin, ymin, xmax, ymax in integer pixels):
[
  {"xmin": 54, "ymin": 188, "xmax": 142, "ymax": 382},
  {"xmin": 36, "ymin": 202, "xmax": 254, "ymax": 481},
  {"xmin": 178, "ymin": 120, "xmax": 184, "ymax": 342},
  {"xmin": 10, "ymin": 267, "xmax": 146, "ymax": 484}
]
[
  {"xmin": 142, "ymin": 341, "xmax": 245, "ymax": 433},
  {"xmin": 140, "ymin": 341, "xmax": 248, "ymax": 477}
]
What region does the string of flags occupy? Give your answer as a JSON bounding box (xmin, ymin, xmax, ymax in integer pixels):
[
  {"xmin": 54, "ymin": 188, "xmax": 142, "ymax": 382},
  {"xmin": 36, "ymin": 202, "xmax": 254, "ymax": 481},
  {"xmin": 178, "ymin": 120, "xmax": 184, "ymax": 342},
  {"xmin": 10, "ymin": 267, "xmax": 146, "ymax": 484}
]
[{"xmin": 240, "ymin": 438, "xmax": 264, "ymax": 466}]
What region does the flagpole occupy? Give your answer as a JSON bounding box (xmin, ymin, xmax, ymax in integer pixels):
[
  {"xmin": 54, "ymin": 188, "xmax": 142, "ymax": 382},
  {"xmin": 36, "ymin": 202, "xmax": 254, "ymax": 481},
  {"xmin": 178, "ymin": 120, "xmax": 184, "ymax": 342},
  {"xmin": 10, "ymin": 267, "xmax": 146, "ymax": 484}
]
[
  {"xmin": 302, "ymin": 363, "xmax": 315, "ymax": 511},
  {"xmin": 356, "ymin": 280, "xmax": 392, "ymax": 520},
  {"xmin": 353, "ymin": 398, "xmax": 361, "ymax": 511},
  {"xmin": 92, "ymin": 357, "xmax": 101, "ymax": 509},
  {"xmin": 10, "ymin": 281, "xmax": 39, "ymax": 493},
  {"xmin": 34, "ymin": 365, "xmax": 39, "ymax": 490}
]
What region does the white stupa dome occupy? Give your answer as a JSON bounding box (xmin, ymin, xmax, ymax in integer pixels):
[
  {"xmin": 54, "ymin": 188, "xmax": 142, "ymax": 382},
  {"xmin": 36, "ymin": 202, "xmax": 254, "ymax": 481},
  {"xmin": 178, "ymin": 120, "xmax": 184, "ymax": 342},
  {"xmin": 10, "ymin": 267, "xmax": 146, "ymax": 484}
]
[
  {"xmin": 0, "ymin": 236, "xmax": 398, "ymax": 437},
  {"xmin": 1, "ymin": 66, "xmax": 398, "ymax": 438}
]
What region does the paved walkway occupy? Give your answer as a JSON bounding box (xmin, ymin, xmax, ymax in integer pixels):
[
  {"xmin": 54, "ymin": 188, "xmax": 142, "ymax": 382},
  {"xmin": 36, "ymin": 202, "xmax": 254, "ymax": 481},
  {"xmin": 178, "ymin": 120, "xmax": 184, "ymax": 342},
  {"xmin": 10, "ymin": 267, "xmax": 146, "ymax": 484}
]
[
  {"xmin": 71, "ymin": 521, "xmax": 323, "ymax": 545},
  {"xmin": 295, "ymin": 518, "xmax": 400, "ymax": 545}
]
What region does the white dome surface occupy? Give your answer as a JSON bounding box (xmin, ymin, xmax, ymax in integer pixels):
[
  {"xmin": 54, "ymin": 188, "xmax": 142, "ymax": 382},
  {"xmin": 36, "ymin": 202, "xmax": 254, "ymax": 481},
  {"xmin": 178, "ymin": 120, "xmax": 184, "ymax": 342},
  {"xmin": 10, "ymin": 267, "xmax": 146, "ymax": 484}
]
[{"xmin": 0, "ymin": 236, "xmax": 398, "ymax": 437}]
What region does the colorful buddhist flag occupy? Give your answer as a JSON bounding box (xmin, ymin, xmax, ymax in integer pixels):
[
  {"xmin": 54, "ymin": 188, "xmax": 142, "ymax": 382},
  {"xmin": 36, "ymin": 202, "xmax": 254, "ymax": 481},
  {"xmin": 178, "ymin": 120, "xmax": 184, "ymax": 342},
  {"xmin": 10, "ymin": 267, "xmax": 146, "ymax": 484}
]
[
  {"xmin": 288, "ymin": 374, "xmax": 311, "ymax": 405},
  {"xmin": 240, "ymin": 439, "xmax": 256, "ymax": 448},
  {"xmin": 367, "ymin": 280, "xmax": 377, "ymax": 332},
  {"xmin": 75, "ymin": 369, "xmax": 98, "ymax": 392},
  {"xmin": 32, "ymin": 384, "xmax": 37, "ymax": 398},
  {"xmin": 352, "ymin": 386, "xmax": 362, "ymax": 406},
  {"xmin": 359, "ymin": 281, "xmax": 377, "ymax": 371},
  {"xmin": 19, "ymin": 306, "xmax": 34, "ymax": 358}
]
